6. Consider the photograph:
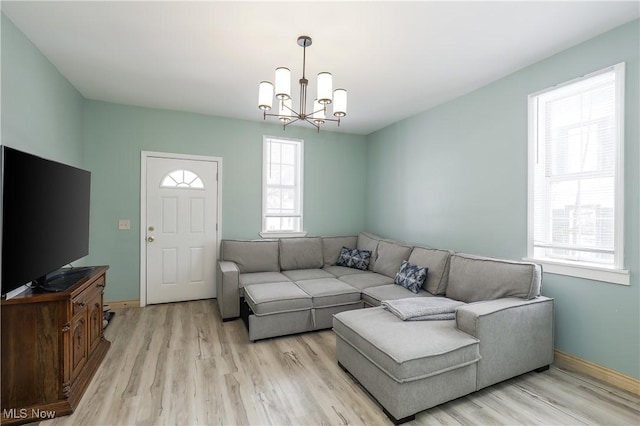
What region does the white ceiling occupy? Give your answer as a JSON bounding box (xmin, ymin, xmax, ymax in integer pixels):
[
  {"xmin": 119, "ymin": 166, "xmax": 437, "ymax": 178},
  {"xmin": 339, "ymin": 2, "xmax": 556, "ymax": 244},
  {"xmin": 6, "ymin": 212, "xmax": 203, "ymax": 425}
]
[{"xmin": 2, "ymin": 1, "xmax": 638, "ymax": 135}]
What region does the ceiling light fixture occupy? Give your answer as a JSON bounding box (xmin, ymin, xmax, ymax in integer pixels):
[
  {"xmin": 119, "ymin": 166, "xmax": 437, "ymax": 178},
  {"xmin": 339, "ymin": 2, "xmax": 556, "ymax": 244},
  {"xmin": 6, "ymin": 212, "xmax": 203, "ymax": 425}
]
[{"xmin": 258, "ymin": 36, "xmax": 347, "ymax": 132}]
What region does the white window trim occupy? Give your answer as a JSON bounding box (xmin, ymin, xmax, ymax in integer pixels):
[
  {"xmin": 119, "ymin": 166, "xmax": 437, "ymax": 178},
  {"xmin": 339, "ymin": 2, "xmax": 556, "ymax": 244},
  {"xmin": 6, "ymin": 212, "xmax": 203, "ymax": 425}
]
[
  {"xmin": 260, "ymin": 136, "xmax": 306, "ymax": 238},
  {"xmin": 523, "ymin": 257, "xmax": 629, "ymax": 285},
  {"xmin": 526, "ymin": 62, "xmax": 628, "ymax": 286},
  {"xmin": 259, "ymin": 231, "xmax": 308, "ymax": 239}
]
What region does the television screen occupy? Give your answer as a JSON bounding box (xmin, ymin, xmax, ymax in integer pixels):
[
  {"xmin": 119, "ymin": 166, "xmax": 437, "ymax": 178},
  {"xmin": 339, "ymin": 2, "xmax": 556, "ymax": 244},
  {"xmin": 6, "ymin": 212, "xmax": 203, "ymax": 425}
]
[{"xmin": 1, "ymin": 146, "xmax": 91, "ymax": 297}]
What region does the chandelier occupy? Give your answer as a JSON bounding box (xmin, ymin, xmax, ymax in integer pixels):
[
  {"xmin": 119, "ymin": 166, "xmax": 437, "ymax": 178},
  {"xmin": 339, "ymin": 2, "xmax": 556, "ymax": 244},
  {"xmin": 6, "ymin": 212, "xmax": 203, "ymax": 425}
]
[{"xmin": 258, "ymin": 36, "xmax": 347, "ymax": 131}]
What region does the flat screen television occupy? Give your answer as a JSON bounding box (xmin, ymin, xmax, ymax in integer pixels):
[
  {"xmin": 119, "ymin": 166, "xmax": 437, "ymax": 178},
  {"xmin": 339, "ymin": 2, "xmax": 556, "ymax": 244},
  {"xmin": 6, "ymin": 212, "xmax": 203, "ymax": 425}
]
[{"xmin": 1, "ymin": 146, "xmax": 91, "ymax": 298}]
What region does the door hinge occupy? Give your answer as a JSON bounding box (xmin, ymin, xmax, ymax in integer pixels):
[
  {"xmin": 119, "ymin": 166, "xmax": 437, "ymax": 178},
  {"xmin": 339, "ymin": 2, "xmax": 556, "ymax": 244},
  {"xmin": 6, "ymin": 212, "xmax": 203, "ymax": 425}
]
[{"xmin": 216, "ymin": 223, "xmax": 218, "ymax": 231}]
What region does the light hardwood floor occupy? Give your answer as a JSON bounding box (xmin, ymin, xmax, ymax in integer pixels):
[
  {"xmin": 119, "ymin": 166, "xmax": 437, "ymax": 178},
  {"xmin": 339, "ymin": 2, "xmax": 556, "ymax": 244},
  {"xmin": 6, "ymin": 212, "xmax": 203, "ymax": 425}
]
[{"xmin": 40, "ymin": 300, "xmax": 639, "ymax": 426}]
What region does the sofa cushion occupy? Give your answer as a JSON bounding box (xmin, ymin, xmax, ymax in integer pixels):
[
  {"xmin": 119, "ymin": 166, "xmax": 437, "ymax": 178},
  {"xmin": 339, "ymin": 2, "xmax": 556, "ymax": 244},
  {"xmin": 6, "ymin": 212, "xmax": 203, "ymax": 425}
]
[
  {"xmin": 279, "ymin": 237, "xmax": 324, "ymax": 270},
  {"xmin": 282, "ymin": 269, "xmax": 335, "ymax": 282},
  {"xmin": 244, "ymin": 282, "xmax": 312, "ymax": 315},
  {"xmin": 357, "ymin": 232, "xmax": 381, "ymax": 271},
  {"xmin": 295, "ymin": 278, "xmax": 362, "ymax": 307},
  {"xmin": 322, "ymin": 236, "xmax": 358, "ymax": 266},
  {"xmin": 408, "ymin": 247, "xmax": 452, "ymax": 295},
  {"xmin": 333, "ymin": 307, "xmax": 480, "ymax": 382},
  {"xmin": 394, "ymin": 260, "xmax": 428, "ymax": 293},
  {"xmin": 446, "ymin": 253, "xmax": 542, "ymax": 303},
  {"xmin": 362, "ymin": 284, "xmax": 434, "ymax": 307},
  {"xmin": 339, "ymin": 272, "xmax": 395, "ymax": 290},
  {"xmin": 336, "ymin": 247, "xmax": 371, "ymax": 271},
  {"xmin": 374, "ymin": 240, "xmax": 413, "ymax": 278},
  {"xmin": 222, "ymin": 240, "xmax": 280, "ymax": 273},
  {"xmin": 239, "ymin": 272, "xmax": 291, "ymax": 288}
]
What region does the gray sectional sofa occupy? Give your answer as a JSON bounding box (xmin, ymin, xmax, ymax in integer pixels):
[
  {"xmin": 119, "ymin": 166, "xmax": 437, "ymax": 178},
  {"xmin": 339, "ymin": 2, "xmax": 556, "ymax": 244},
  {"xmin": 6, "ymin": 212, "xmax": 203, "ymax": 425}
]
[{"xmin": 216, "ymin": 232, "xmax": 554, "ymax": 423}]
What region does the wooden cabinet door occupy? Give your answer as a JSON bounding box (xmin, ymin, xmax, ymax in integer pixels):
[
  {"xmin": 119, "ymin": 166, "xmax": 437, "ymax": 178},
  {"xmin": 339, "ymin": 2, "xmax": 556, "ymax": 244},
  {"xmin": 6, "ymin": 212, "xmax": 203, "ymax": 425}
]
[
  {"xmin": 87, "ymin": 291, "xmax": 103, "ymax": 355},
  {"xmin": 69, "ymin": 312, "xmax": 88, "ymax": 383}
]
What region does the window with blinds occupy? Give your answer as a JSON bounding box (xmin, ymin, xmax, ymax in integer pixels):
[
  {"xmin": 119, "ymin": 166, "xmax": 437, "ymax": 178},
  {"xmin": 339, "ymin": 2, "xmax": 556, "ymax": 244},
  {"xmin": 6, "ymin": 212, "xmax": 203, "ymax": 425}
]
[
  {"xmin": 262, "ymin": 136, "xmax": 304, "ymax": 235},
  {"xmin": 528, "ymin": 63, "xmax": 625, "ymax": 277}
]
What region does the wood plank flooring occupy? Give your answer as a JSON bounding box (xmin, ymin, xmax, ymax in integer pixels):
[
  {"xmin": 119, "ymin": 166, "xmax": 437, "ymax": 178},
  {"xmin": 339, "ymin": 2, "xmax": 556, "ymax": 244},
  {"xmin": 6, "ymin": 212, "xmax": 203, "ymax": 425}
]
[{"xmin": 39, "ymin": 300, "xmax": 639, "ymax": 425}]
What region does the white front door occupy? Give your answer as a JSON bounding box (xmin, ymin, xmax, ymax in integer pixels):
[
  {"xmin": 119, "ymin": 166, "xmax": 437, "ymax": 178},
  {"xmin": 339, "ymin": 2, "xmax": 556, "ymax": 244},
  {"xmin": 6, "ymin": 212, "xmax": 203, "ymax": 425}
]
[{"xmin": 144, "ymin": 154, "xmax": 220, "ymax": 305}]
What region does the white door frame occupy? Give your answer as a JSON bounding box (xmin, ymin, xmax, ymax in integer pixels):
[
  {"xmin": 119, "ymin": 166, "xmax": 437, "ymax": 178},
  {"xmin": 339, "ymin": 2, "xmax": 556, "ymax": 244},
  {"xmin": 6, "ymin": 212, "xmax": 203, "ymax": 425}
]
[{"xmin": 140, "ymin": 151, "xmax": 223, "ymax": 307}]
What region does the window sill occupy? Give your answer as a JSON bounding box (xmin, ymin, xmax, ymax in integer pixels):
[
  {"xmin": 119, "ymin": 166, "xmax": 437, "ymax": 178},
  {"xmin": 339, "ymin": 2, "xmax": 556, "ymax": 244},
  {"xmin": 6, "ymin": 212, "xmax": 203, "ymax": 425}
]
[
  {"xmin": 523, "ymin": 257, "xmax": 630, "ymax": 286},
  {"xmin": 259, "ymin": 231, "xmax": 308, "ymax": 239}
]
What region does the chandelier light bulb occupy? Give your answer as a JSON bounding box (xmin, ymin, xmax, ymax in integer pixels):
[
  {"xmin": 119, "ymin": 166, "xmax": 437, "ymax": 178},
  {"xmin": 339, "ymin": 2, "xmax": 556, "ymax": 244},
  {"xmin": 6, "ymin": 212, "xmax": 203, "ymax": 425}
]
[
  {"xmin": 333, "ymin": 89, "xmax": 347, "ymax": 117},
  {"xmin": 279, "ymin": 98, "xmax": 292, "ymax": 122},
  {"xmin": 317, "ymin": 72, "xmax": 333, "ymax": 104},
  {"xmin": 258, "ymin": 81, "xmax": 274, "ymax": 111},
  {"xmin": 275, "ymin": 67, "xmax": 291, "ymax": 100},
  {"xmin": 313, "ymin": 99, "xmax": 325, "ymax": 124}
]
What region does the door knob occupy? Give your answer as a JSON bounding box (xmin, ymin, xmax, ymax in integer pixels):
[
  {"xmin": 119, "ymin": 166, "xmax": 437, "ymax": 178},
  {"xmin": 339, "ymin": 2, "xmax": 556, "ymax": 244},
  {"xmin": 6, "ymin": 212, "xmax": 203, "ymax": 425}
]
[{"xmin": 147, "ymin": 236, "xmax": 155, "ymax": 242}]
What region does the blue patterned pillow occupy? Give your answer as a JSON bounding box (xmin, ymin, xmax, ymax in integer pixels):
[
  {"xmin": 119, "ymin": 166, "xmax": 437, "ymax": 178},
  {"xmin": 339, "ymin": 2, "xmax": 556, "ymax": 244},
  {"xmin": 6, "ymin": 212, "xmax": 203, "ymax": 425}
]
[
  {"xmin": 336, "ymin": 247, "xmax": 371, "ymax": 271},
  {"xmin": 336, "ymin": 247, "xmax": 352, "ymax": 267},
  {"xmin": 394, "ymin": 260, "xmax": 428, "ymax": 293}
]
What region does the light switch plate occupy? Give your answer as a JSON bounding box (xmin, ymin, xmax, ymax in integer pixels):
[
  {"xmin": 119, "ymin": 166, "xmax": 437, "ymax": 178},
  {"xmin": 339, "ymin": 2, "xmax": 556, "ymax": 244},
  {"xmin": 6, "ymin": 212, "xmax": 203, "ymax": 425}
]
[{"xmin": 118, "ymin": 219, "xmax": 131, "ymax": 230}]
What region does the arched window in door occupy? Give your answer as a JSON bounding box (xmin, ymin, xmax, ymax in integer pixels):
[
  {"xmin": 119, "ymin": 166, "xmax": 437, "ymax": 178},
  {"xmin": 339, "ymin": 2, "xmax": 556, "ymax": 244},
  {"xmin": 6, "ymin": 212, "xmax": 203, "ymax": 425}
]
[{"xmin": 160, "ymin": 169, "xmax": 204, "ymax": 189}]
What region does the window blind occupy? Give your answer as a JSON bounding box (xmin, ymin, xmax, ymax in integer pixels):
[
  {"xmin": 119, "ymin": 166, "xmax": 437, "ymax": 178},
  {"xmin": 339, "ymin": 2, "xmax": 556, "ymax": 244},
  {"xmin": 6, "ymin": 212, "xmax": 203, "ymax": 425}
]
[
  {"xmin": 531, "ymin": 67, "xmax": 619, "ymax": 267},
  {"xmin": 263, "ymin": 137, "xmax": 303, "ymax": 233}
]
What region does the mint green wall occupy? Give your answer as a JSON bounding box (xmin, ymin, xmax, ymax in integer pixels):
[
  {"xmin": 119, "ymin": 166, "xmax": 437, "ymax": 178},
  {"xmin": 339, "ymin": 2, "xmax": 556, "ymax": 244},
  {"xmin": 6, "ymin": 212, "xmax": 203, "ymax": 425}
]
[
  {"xmin": 1, "ymin": 13, "xmax": 83, "ymax": 166},
  {"xmin": 365, "ymin": 20, "xmax": 640, "ymax": 379},
  {"xmin": 82, "ymin": 101, "xmax": 367, "ymax": 301}
]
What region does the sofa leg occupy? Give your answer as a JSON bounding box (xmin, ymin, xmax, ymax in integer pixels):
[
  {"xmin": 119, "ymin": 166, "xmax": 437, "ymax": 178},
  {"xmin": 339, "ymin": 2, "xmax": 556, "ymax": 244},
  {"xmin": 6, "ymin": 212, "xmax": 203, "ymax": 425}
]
[
  {"xmin": 239, "ymin": 297, "xmax": 251, "ymax": 331},
  {"xmin": 382, "ymin": 408, "xmax": 415, "ymax": 425},
  {"xmin": 222, "ymin": 317, "xmax": 239, "ymax": 323},
  {"xmin": 535, "ymin": 365, "xmax": 550, "ymax": 373},
  {"xmin": 339, "ymin": 362, "xmax": 416, "ymax": 425}
]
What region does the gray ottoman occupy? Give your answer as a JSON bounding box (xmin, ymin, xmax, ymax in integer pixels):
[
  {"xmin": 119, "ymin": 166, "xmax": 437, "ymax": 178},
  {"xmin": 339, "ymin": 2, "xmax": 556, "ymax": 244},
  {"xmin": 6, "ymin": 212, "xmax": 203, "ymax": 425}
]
[
  {"xmin": 243, "ymin": 282, "xmax": 312, "ymax": 341},
  {"xmin": 333, "ymin": 307, "xmax": 480, "ymax": 423},
  {"xmin": 295, "ymin": 278, "xmax": 364, "ymax": 329}
]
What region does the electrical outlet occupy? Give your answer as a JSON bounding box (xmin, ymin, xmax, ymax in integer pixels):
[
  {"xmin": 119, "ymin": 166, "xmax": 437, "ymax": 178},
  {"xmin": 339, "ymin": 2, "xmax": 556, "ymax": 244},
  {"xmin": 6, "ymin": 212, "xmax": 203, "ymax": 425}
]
[{"xmin": 118, "ymin": 219, "xmax": 131, "ymax": 230}]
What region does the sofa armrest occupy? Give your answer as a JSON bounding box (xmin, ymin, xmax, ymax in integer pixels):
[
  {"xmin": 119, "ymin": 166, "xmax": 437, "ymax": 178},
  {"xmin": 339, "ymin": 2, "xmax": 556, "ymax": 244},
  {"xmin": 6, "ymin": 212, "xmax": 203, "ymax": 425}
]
[
  {"xmin": 216, "ymin": 260, "xmax": 240, "ymax": 320},
  {"xmin": 456, "ymin": 296, "xmax": 554, "ymax": 390}
]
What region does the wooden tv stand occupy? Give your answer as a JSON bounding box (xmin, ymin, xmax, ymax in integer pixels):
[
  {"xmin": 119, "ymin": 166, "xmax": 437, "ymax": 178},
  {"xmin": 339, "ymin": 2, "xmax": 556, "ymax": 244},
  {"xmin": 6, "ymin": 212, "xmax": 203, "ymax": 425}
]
[{"xmin": 1, "ymin": 266, "xmax": 110, "ymax": 425}]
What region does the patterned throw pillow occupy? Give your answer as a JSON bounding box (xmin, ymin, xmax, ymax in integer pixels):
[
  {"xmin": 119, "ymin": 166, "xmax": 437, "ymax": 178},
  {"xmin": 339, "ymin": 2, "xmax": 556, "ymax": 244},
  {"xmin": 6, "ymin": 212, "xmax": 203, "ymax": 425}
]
[
  {"xmin": 394, "ymin": 260, "xmax": 428, "ymax": 293},
  {"xmin": 336, "ymin": 247, "xmax": 372, "ymax": 271}
]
